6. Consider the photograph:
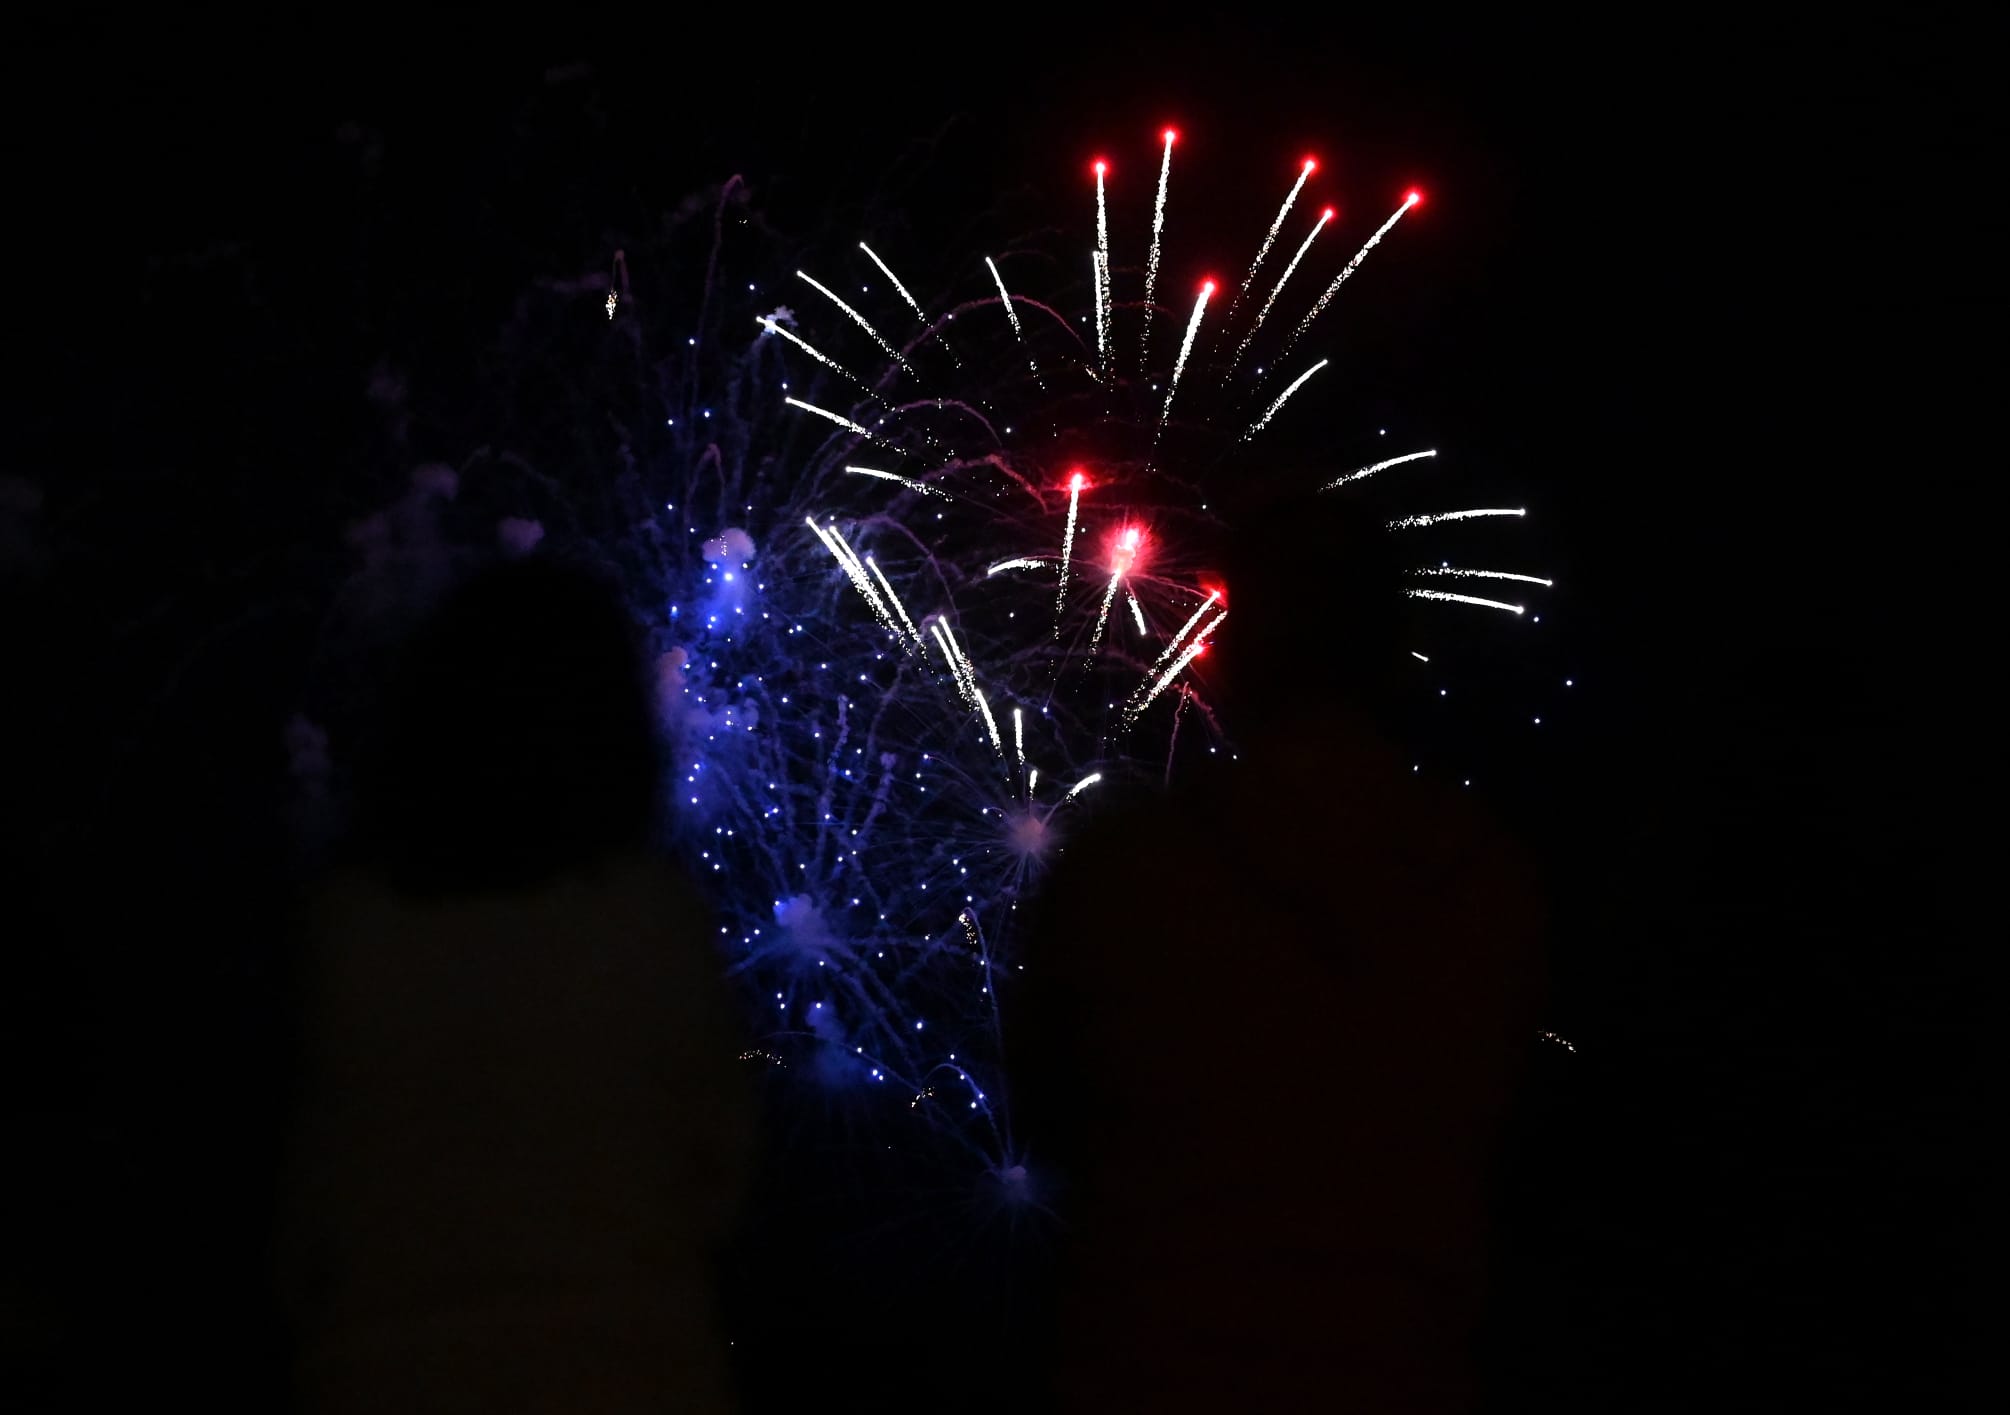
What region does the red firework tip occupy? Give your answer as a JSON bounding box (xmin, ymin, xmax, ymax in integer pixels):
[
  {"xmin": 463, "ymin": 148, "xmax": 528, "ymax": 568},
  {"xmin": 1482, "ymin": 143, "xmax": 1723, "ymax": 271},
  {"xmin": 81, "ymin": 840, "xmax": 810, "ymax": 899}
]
[
  {"xmin": 1405, "ymin": 187, "xmax": 1425, "ymax": 206},
  {"xmin": 1193, "ymin": 643, "xmax": 1208, "ymax": 656},
  {"xmin": 1302, "ymin": 156, "xmax": 1317, "ymax": 172},
  {"xmin": 1322, "ymin": 206, "xmax": 1337, "ymax": 221},
  {"xmin": 1163, "ymin": 127, "xmax": 1178, "ymax": 144},
  {"xmin": 1093, "ymin": 158, "xmax": 1107, "ymax": 175},
  {"xmin": 1068, "ymin": 469, "xmax": 1086, "ymax": 490},
  {"xmin": 1201, "ymin": 278, "xmax": 1216, "ymax": 294}
]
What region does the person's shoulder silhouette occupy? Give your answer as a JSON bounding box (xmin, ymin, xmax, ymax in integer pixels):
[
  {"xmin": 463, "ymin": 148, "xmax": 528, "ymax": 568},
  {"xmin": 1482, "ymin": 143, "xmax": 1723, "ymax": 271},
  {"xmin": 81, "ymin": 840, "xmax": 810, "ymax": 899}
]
[
  {"xmin": 285, "ymin": 556, "xmax": 750, "ymax": 1414},
  {"xmin": 1017, "ymin": 490, "xmax": 1542, "ymax": 1414}
]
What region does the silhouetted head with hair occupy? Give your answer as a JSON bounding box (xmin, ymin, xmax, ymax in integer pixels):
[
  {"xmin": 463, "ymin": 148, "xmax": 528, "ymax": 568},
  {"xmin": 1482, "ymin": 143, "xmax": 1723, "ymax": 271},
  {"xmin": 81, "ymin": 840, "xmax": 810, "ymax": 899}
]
[
  {"xmin": 354, "ymin": 557, "xmax": 660, "ymax": 897},
  {"xmin": 1192, "ymin": 487, "xmax": 1406, "ymax": 736}
]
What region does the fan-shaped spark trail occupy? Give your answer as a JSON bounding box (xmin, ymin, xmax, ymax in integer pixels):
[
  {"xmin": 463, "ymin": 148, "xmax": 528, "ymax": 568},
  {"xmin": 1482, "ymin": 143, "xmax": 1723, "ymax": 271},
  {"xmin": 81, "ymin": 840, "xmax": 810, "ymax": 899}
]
[
  {"xmin": 1233, "ymin": 157, "xmax": 1317, "ymax": 309},
  {"xmin": 1229, "ymin": 205, "xmax": 1333, "ymax": 373},
  {"xmin": 1279, "ymin": 191, "xmax": 1420, "ymax": 362},
  {"xmin": 796, "ymin": 269, "xmax": 917, "ymax": 379}
]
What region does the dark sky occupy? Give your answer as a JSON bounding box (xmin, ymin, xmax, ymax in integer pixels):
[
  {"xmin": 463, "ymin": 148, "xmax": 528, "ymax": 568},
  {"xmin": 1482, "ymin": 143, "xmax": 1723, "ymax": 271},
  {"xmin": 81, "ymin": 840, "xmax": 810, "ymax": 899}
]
[{"xmin": 7, "ymin": 14, "xmax": 1980, "ymax": 1409}]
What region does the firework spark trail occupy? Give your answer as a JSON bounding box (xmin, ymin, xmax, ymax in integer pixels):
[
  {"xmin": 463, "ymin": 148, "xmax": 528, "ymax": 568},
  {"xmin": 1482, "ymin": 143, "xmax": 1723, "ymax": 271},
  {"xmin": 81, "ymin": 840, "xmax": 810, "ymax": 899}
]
[
  {"xmin": 1140, "ymin": 129, "xmax": 1175, "ymax": 366},
  {"xmin": 1411, "ymin": 651, "xmax": 1431, "ymax": 661},
  {"xmin": 864, "ymin": 554, "xmax": 928, "ymax": 650},
  {"xmin": 983, "ymin": 256, "xmax": 1043, "ymax": 386},
  {"xmin": 1233, "ymin": 157, "xmax": 1317, "ymax": 309},
  {"xmin": 1229, "ymin": 205, "xmax": 1333, "ymax": 372},
  {"xmin": 1130, "ymin": 613, "xmax": 1224, "ymax": 719},
  {"xmin": 785, "ymin": 395, "xmax": 876, "ymax": 440},
  {"xmin": 860, "ymin": 242, "xmax": 962, "ymax": 369},
  {"xmin": 1027, "ymin": 766, "xmax": 1040, "ymax": 796},
  {"xmin": 1090, "ymin": 528, "xmax": 1141, "ymax": 653},
  {"xmin": 1279, "ymin": 191, "xmax": 1420, "ymax": 362},
  {"xmin": 1093, "ymin": 161, "xmax": 1113, "ymax": 373},
  {"xmin": 808, "ymin": 517, "xmax": 899, "ymax": 639},
  {"xmin": 1407, "ymin": 588, "xmax": 1526, "ymax": 615},
  {"xmin": 1053, "ymin": 472, "xmax": 1085, "ymax": 638},
  {"xmin": 845, "ymin": 464, "xmax": 950, "ymax": 499},
  {"xmin": 1126, "ymin": 588, "xmax": 1148, "ymax": 634},
  {"xmin": 1152, "ymin": 589, "xmax": 1222, "ymax": 671},
  {"xmin": 928, "ymin": 621, "xmax": 975, "ymax": 709},
  {"xmin": 759, "ymin": 316, "xmax": 872, "ymax": 389},
  {"xmin": 795, "ymin": 270, "xmax": 918, "ymax": 379},
  {"xmin": 1012, "ymin": 706, "xmax": 1026, "ymax": 779},
  {"xmin": 1323, "ymin": 448, "xmax": 1438, "ymax": 489},
  {"xmin": 1416, "ymin": 566, "xmax": 1555, "ymax": 587},
  {"xmin": 1241, "ymin": 358, "xmax": 1328, "ymax": 441},
  {"xmin": 1063, "ymin": 771, "xmax": 1103, "ymax": 803},
  {"xmin": 987, "ymin": 557, "xmax": 1047, "ymax": 576},
  {"xmin": 1091, "ymin": 251, "xmax": 1110, "ymax": 374},
  {"xmin": 1157, "ymin": 280, "xmax": 1215, "ymax": 438},
  {"xmin": 1389, "ymin": 507, "xmax": 1526, "ymax": 529},
  {"xmin": 944, "ymin": 623, "xmax": 1006, "ymax": 755}
]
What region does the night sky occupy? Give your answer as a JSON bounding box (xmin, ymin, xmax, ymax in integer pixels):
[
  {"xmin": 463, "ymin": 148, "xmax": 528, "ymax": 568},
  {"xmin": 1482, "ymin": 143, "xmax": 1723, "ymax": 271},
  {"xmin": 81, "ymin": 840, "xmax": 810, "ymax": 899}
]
[{"xmin": 6, "ymin": 15, "xmax": 1979, "ymax": 1410}]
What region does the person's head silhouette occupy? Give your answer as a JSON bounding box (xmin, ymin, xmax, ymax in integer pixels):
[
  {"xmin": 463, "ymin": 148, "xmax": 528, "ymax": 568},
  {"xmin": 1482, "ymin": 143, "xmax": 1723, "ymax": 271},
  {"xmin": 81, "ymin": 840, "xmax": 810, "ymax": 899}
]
[
  {"xmin": 1192, "ymin": 488, "xmax": 1406, "ymax": 734},
  {"xmin": 355, "ymin": 557, "xmax": 660, "ymax": 896}
]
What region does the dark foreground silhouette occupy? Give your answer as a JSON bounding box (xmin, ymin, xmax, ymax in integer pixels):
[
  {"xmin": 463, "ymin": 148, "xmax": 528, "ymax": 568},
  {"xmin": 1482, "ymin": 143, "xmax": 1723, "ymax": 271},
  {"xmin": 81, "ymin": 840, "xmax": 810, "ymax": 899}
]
[
  {"xmin": 1017, "ymin": 494, "xmax": 1544, "ymax": 1412},
  {"xmin": 280, "ymin": 559, "xmax": 752, "ymax": 1413}
]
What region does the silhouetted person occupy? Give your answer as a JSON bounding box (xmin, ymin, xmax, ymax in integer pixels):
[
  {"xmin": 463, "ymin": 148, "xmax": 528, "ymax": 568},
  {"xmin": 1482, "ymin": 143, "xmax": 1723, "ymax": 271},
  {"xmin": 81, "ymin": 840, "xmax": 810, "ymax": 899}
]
[
  {"xmin": 281, "ymin": 558, "xmax": 752, "ymax": 1413},
  {"xmin": 1017, "ymin": 492, "xmax": 1543, "ymax": 1412}
]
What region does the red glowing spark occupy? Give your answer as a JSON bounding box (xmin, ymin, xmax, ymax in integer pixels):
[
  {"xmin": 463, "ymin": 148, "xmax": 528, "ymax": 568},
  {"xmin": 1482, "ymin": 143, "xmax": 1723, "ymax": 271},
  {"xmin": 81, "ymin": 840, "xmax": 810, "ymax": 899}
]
[
  {"xmin": 1093, "ymin": 159, "xmax": 1107, "ymax": 175},
  {"xmin": 1405, "ymin": 187, "xmax": 1425, "ymax": 206},
  {"xmin": 1322, "ymin": 206, "xmax": 1337, "ymax": 221},
  {"xmin": 1068, "ymin": 469, "xmax": 1086, "ymax": 490},
  {"xmin": 1201, "ymin": 278, "xmax": 1216, "ymax": 295},
  {"xmin": 1162, "ymin": 127, "xmax": 1178, "ymax": 144},
  {"xmin": 1302, "ymin": 156, "xmax": 1317, "ymax": 172}
]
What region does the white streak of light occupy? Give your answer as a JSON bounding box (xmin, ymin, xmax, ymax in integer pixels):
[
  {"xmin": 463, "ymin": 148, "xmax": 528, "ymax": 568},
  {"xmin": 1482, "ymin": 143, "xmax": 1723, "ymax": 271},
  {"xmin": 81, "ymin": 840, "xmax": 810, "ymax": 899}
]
[
  {"xmin": 1158, "ymin": 280, "xmax": 1214, "ymax": 436},
  {"xmin": 1141, "ymin": 130, "xmax": 1174, "ymax": 365},
  {"xmin": 857, "ymin": 244, "xmax": 924, "ymax": 321},
  {"xmin": 786, "ymin": 395, "xmax": 874, "ymax": 439},
  {"xmin": 1241, "ymin": 358, "xmax": 1328, "ymax": 441},
  {"xmin": 1027, "ymin": 766, "xmax": 1039, "ymax": 796},
  {"xmin": 1411, "ymin": 651, "xmax": 1431, "ymax": 662},
  {"xmin": 845, "ymin": 465, "xmax": 949, "ymax": 499},
  {"xmin": 1091, "ymin": 251, "xmax": 1110, "ymax": 373},
  {"xmin": 1090, "ymin": 566, "xmax": 1124, "ymax": 652},
  {"xmin": 758, "ymin": 316, "xmax": 866, "ymax": 387},
  {"xmin": 1417, "ymin": 566, "xmax": 1554, "ymax": 587},
  {"xmin": 1389, "ymin": 507, "xmax": 1526, "ymax": 529},
  {"xmin": 1063, "ymin": 771, "xmax": 1103, "ymax": 803},
  {"xmin": 826, "ymin": 522, "xmax": 902, "ymax": 638},
  {"xmin": 937, "ymin": 620, "xmax": 1003, "ymax": 753},
  {"xmin": 928, "ymin": 622, "xmax": 971, "ymax": 707},
  {"xmin": 1231, "ymin": 205, "xmax": 1332, "ymax": 372},
  {"xmin": 1282, "ymin": 192, "xmax": 1419, "ymax": 359},
  {"xmin": 1323, "ymin": 448, "xmax": 1438, "ymax": 489},
  {"xmin": 1133, "ymin": 613, "xmax": 1223, "ymax": 717},
  {"xmin": 1012, "ymin": 706, "xmax": 1025, "ymax": 775},
  {"xmin": 1152, "ymin": 590, "xmax": 1220, "ymax": 671},
  {"xmin": 987, "ymin": 557, "xmax": 1047, "ymax": 576},
  {"xmin": 1237, "ymin": 158, "xmax": 1316, "ymax": 301},
  {"xmin": 795, "ymin": 270, "xmax": 916, "ymax": 377},
  {"xmin": 865, "ymin": 555, "xmax": 926, "ymax": 651},
  {"xmin": 984, "ymin": 256, "xmax": 1041, "ymax": 383},
  {"xmin": 1053, "ymin": 476, "xmax": 1084, "ymax": 637},
  {"xmin": 1126, "ymin": 588, "xmax": 1148, "ymax": 634},
  {"xmin": 1407, "ymin": 588, "xmax": 1526, "ymax": 615}
]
